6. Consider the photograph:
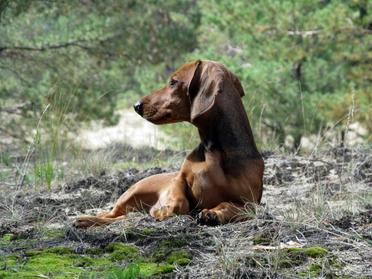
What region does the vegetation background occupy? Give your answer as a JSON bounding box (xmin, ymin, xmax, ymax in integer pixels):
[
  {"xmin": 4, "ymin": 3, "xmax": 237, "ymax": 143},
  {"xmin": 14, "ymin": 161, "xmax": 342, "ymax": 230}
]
[
  {"xmin": 1, "ymin": 0, "xmax": 370, "ymax": 150},
  {"xmin": 0, "ymin": 1, "xmax": 371, "ymax": 278}
]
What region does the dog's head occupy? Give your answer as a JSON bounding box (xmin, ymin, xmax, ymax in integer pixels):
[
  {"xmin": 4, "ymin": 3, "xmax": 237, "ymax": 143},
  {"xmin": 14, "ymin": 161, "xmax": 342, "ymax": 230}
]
[{"xmin": 134, "ymin": 60, "xmax": 245, "ymax": 124}]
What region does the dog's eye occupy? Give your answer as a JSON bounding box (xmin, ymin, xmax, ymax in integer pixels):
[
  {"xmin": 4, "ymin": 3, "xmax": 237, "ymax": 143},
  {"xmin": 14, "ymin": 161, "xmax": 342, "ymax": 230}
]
[{"xmin": 169, "ymin": 79, "xmax": 178, "ymax": 88}]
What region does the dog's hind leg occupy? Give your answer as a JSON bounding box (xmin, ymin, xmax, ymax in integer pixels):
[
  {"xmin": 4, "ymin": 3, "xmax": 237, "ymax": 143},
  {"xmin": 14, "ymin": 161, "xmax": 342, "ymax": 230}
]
[{"xmin": 73, "ymin": 172, "xmax": 177, "ymax": 228}]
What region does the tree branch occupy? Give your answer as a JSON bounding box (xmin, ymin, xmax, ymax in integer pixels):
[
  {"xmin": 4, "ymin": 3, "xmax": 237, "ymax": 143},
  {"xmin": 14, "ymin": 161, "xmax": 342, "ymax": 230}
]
[
  {"xmin": 0, "ymin": 39, "xmax": 93, "ymax": 53},
  {"xmin": 287, "ymin": 29, "xmax": 321, "ymax": 37},
  {"xmin": 287, "ymin": 27, "xmax": 372, "ymax": 37}
]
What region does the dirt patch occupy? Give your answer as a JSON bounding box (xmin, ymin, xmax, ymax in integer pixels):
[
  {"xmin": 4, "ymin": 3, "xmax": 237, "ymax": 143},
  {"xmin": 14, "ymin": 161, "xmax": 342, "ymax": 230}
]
[
  {"xmin": 76, "ymin": 109, "xmax": 171, "ymax": 150},
  {"xmin": 0, "ymin": 147, "xmax": 371, "ymax": 278}
]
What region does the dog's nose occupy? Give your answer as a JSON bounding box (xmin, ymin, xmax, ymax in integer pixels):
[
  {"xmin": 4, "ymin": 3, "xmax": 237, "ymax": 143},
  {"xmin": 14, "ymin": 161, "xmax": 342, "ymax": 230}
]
[{"xmin": 133, "ymin": 101, "xmax": 144, "ymax": 116}]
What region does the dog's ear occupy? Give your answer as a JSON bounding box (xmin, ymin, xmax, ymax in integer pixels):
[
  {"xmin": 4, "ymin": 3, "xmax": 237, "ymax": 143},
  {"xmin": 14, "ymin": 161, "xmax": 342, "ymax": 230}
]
[
  {"xmin": 230, "ymin": 72, "xmax": 245, "ymax": 98},
  {"xmin": 187, "ymin": 60, "xmax": 223, "ymax": 122}
]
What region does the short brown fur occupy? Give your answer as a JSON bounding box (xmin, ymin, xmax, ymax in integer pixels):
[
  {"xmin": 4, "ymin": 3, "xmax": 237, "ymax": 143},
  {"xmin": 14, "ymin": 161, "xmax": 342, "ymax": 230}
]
[{"xmin": 74, "ymin": 60, "xmax": 264, "ymax": 228}]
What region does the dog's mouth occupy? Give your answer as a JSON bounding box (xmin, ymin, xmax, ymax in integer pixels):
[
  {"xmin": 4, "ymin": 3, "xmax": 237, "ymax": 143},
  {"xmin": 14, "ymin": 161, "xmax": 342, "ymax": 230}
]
[{"xmin": 144, "ymin": 110, "xmax": 172, "ymax": 124}]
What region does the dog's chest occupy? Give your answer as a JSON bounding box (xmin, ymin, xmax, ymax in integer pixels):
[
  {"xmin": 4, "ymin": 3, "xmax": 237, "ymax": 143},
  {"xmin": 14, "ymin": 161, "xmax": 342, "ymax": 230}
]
[
  {"xmin": 185, "ymin": 163, "xmax": 222, "ymax": 207},
  {"xmin": 189, "ymin": 168, "xmax": 212, "ymax": 189}
]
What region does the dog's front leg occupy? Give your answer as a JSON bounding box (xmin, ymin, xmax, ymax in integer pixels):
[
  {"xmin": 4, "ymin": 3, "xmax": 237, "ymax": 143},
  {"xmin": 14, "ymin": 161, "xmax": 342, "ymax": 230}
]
[
  {"xmin": 197, "ymin": 202, "xmax": 247, "ymax": 226},
  {"xmin": 151, "ymin": 176, "xmax": 189, "ymax": 221}
]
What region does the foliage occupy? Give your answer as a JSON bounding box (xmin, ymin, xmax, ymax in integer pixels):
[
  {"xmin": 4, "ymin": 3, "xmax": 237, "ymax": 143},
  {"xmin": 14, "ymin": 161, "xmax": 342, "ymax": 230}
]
[
  {"xmin": 0, "ymin": 1, "xmax": 370, "ymax": 149},
  {"xmin": 0, "ymin": 0, "xmax": 200, "ymax": 129},
  {"xmin": 195, "ymin": 0, "xmax": 371, "ymax": 147}
]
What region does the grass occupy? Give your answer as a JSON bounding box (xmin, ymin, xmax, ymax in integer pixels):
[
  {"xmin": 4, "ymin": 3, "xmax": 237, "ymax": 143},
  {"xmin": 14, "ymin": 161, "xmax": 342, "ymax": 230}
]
[
  {"xmin": 33, "ymin": 160, "xmax": 55, "ymax": 190},
  {"xmin": 0, "ymin": 151, "xmax": 13, "ymax": 166},
  {"xmin": 72, "ymin": 147, "xmax": 119, "ymax": 177},
  {"xmin": 0, "ymin": 146, "xmax": 370, "ymax": 278},
  {"xmin": 209, "ymin": 148, "xmax": 371, "ymax": 278}
]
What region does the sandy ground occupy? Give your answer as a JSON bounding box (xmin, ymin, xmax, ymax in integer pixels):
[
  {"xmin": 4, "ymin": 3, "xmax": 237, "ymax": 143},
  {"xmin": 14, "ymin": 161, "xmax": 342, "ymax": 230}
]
[{"xmin": 76, "ymin": 109, "xmax": 170, "ymax": 150}]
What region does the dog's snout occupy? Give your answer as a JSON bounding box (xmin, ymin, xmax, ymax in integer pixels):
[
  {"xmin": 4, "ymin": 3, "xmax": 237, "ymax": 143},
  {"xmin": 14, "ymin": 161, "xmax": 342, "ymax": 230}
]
[{"xmin": 133, "ymin": 101, "xmax": 144, "ymax": 116}]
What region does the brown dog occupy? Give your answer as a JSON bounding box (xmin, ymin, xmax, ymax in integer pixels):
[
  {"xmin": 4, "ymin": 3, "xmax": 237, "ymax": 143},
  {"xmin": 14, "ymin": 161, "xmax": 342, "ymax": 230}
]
[{"xmin": 74, "ymin": 60, "xmax": 264, "ymax": 228}]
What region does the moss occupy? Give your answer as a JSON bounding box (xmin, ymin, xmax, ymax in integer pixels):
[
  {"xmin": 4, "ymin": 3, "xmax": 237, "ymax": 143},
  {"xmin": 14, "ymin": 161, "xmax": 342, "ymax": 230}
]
[
  {"xmin": 0, "ymin": 244, "xmax": 117, "ymax": 279},
  {"xmin": 44, "ymin": 246, "xmax": 76, "ymax": 254},
  {"xmin": 74, "ymin": 256, "xmax": 96, "ymax": 267},
  {"xmin": 330, "ymin": 258, "xmax": 344, "ymax": 270},
  {"xmin": 119, "ymin": 227, "xmax": 157, "ymax": 241},
  {"xmin": 296, "ymin": 250, "xmax": 343, "ymax": 278},
  {"xmin": 252, "ymin": 234, "xmax": 271, "ymax": 245},
  {"xmin": 142, "ymin": 228, "xmax": 157, "ymax": 236},
  {"xmin": 108, "ymin": 264, "xmax": 141, "ymax": 279},
  {"xmin": 39, "ymin": 227, "xmax": 65, "ymax": 240},
  {"xmin": 166, "ymin": 250, "xmax": 192, "ymax": 266},
  {"xmin": 0, "ymin": 237, "xmax": 37, "ymax": 250},
  {"xmin": 1, "ymin": 234, "xmax": 14, "ymax": 242},
  {"xmin": 171, "ymin": 238, "xmax": 189, "ymax": 247},
  {"xmin": 277, "ymin": 258, "xmax": 297, "ymax": 268},
  {"xmin": 0, "ymin": 234, "xmax": 15, "ymax": 250},
  {"xmin": 275, "ymin": 246, "xmax": 329, "ymax": 269},
  {"xmin": 19, "ymin": 252, "xmax": 84, "ymax": 278},
  {"xmin": 137, "ymin": 262, "xmax": 174, "ymax": 277},
  {"xmin": 25, "ymin": 246, "xmax": 74, "ymax": 257},
  {"xmin": 286, "ymin": 246, "xmax": 328, "ymax": 258},
  {"xmin": 0, "ymin": 255, "xmax": 20, "ymax": 271},
  {"xmin": 151, "ymin": 238, "xmax": 189, "ymax": 262},
  {"xmin": 246, "ymin": 246, "xmax": 329, "ymax": 271},
  {"xmin": 309, "ymin": 263, "xmax": 322, "ymax": 276},
  {"xmin": 122, "ymin": 227, "xmax": 147, "ymax": 241},
  {"xmin": 299, "ymin": 260, "xmax": 344, "ymax": 278},
  {"xmin": 106, "ymin": 263, "xmax": 173, "ymax": 278},
  {"xmin": 86, "ymin": 247, "xmax": 104, "ymax": 255},
  {"xmin": 24, "ymin": 250, "xmax": 43, "ymax": 257},
  {"xmin": 0, "ymin": 239, "xmax": 184, "ymax": 278},
  {"xmin": 105, "ymin": 242, "xmax": 140, "ymax": 261}
]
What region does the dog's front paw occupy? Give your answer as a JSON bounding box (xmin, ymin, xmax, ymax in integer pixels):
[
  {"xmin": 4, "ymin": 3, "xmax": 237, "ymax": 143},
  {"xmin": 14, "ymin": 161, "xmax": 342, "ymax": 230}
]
[
  {"xmin": 197, "ymin": 209, "xmax": 220, "ymax": 226},
  {"xmin": 152, "ymin": 206, "xmax": 174, "ymax": 221}
]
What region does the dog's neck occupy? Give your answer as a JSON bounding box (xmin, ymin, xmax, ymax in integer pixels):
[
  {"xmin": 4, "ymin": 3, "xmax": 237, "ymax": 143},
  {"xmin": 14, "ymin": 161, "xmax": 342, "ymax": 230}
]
[{"xmin": 194, "ymin": 101, "xmax": 261, "ymax": 169}]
